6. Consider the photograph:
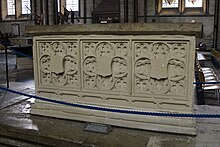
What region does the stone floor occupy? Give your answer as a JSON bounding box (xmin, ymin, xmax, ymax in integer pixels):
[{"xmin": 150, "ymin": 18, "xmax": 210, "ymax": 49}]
[{"xmin": 1, "ymin": 53, "xmax": 220, "ymax": 146}]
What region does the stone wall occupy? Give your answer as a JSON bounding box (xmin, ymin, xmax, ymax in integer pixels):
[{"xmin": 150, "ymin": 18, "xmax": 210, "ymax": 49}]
[{"xmin": 0, "ymin": 21, "xmax": 34, "ymax": 36}]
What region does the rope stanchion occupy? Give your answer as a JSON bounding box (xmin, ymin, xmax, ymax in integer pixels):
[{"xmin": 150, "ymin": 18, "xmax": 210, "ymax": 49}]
[
  {"xmin": 0, "ymin": 44, "xmax": 9, "ymax": 88},
  {"xmin": 1, "ymin": 85, "xmax": 220, "ymax": 118}
]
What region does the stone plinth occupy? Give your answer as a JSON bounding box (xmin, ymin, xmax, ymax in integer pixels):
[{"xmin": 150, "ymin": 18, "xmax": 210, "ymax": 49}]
[
  {"xmin": 26, "ymin": 23, "xmax": 202, "ymax": 135},
  {"xmin": 26, "ymin": 23, "xmax": 202, "ymax": 37}
]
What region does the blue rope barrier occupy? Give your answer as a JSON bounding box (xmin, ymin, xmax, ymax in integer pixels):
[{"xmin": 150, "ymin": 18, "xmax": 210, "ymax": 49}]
[
  {"xmin": 0, "ymin": 85, "xmax": 220, "ymax": 118},
  {"xmin": 9, "ymin": 49, "xmax": 33, "ymax": 59},
  {"xmin": 193, "ymin": 81, "xmax": 220, "ymax": 85}
]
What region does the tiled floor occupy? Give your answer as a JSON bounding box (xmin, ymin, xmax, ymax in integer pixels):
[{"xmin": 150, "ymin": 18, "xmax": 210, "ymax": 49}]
[{"xmin": 1, "ymin": 52, "xmax": 220, "ymax": 146}]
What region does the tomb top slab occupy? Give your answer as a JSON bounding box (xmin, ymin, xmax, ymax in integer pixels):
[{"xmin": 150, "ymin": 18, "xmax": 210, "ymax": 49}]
[{"xmin": 25, "ymin": 23, "xmax": 202, "ymax": 38}]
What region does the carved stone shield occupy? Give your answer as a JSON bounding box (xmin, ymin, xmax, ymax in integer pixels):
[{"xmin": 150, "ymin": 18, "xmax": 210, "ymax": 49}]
[
  {"xmin": 96, "ymin": 56, "xmax": 112, "ymax": 77},
  {"xmin": 150, "ymin": 57, "xmax": 169, "ymax": 80},
  {"xmin": 50, "ymin": 55, "xmax": 64, "ymax": 74}
]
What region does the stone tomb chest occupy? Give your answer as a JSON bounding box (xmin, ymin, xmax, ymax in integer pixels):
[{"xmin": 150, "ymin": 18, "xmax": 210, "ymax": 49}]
[{"xmin": 26, "ymin": 23, "xmax": 202, "ymax": 135}]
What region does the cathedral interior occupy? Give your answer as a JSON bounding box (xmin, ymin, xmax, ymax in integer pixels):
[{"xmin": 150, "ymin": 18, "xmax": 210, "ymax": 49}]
[{"xmin": 1, "ymin": 0, "xmax": 220, "ymax": 146}]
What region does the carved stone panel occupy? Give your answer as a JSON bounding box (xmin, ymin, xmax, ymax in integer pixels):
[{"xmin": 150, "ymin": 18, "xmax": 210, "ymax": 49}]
[
  {"xmin": 33, "ymin": 35, "xmax": 196, "ymax": 135},
  {"xmin": 82, "ymin": 41, "xmax": 130, "ymax": 93},
  {"xmin": 133, "ymin": 41, "xmax": 187, "ymax": 96},
  {"xmin": 35, "ymin": 36, "xmax": 193, "ymax": 102},
  {"xmin": 38, "ymin": 41, "xmax": 80, "ymax": 89}
]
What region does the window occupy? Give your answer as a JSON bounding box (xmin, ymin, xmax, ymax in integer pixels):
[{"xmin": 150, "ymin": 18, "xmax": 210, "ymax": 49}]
[
  {"xmin": 7, "ymin": 0, "xmax": 15, "ymax": 15},
  {"xmin": 66, "ymin": 0, "xmax": 79, "ymax": 11},
  {"xmin": 162, "ymin": 0, "xmax": 178, "ymax": 8},
  {"xmin": 185, "ymin": 0, "xmax": 203, "ymax": 7},
  {"xmin": 58, "ymin": 0, "xmax": 60, "ymax": 12},
  {"xmin": 21, "ymin": 0, "xmax": 31, "ymax": 14},
  {"xmin": 158, "ymin": 0, "xmax": 207, "ymax": 15}
]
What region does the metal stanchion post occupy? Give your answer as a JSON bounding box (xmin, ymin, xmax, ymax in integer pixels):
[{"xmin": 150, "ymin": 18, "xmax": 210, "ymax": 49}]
[
  {"xmin": 5, "ymin": 46, "xmax": 9, "ymax": 88},
  {"xmin": 0, "ymin": 44, "xmax": 9, "ymax": 88}
]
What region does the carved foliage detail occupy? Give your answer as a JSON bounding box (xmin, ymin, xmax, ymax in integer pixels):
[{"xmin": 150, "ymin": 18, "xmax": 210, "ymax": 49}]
[
  {"xmin": 134, "ymin": 42, "xmax": 186, "ymax": 95},
  {"xmin": 39, "ymin": 41, "xmax": 79, "ymax": 88},
  {"xmin": 83, "ymin": 41, "xmax": 129, "ymax": 92}
]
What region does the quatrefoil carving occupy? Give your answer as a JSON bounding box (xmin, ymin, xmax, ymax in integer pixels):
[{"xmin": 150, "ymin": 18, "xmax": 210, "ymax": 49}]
[
  {"xmin": 135, "ymin": 42, "xmax": 185, "ymax": 94},
  {"xmin": 40, "ymin": 42, "xmax": 77, "ymax": 86},
  {"xmin": 83, "ymin": 42, "xmax": 128, "ymax": 90}
]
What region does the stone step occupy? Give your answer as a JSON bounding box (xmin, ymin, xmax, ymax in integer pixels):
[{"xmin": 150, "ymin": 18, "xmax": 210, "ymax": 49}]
[
  {"xmin": 0, "ymin": 135, "xmax": 47, "ymax": 147},
  {"xmin": 0, "ymin": 121, "xmax": 82, "ymax": 147}
]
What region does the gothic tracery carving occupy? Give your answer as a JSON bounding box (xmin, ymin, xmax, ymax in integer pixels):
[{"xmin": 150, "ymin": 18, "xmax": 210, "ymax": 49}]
[
  {"xmin": 83, "ymin": 41, "xmax": 129, "ymax": 92},
  {"xmin": 39, "ymin": 41, "xmax": 79, "ymax": 88},
  {"xmin": 134, "ymin": 42, "xmax": 186, "ymax": 95}
]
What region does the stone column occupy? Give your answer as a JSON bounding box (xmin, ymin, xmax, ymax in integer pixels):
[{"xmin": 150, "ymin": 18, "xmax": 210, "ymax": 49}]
[
  {"xmin": 33, "ymin": 0, "xmax": 42, "ymax": 25},
  {"xmin": 84, "ymin": 0, "xmax": 87, "ymax": 24},
  {"xmin": 144, "ymin": 0, "xmax": 147, "ymax": 22},
  {"xmin": 16, "ymin": 0, "xmax": 21, "ymax": 18},
  {"xmin": 35, "ymin": 0, "xmax": 42, "ymax": 17},
  {"xmin": 48, "ymin": 0, "xmax": 57, "ymax": 25},
  {"xmin": 42, "ymin": 0, "xmax": 49, "ymax": 25},
  {"xmin": 124, "ymin": 0, "xmax": 128, "ymax": 22},
  {"xmin": 133, "ymin": 0, "xmax": 138, "ymax": 22},
  {"xmin": 1, "ymin": 0, "xmax": 7, "ymax": 19},
  {"xmin": 0, "ymin": 0, "xmax": 2, "ymax": 20},
  {"xmin": 217, "ymin": 1, "xmax": 220, "ymax": 48}
]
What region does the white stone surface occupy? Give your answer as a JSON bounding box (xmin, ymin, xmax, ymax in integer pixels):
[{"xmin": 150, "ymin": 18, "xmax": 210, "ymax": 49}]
[{"xmin": 32, "ymin": 35, "xmax": 196, "ymax": 135}]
